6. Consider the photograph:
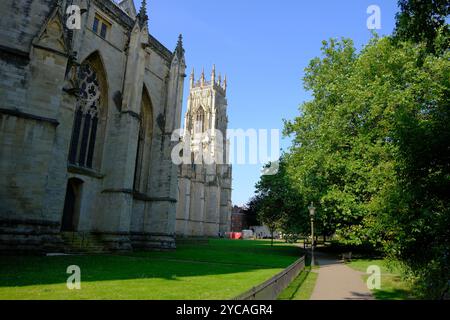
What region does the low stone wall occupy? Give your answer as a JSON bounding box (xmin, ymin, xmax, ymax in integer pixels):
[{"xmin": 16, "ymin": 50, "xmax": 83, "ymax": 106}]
[{"xmin": 232, "ymin": 256, "xmax": 306, "ymax": 300}]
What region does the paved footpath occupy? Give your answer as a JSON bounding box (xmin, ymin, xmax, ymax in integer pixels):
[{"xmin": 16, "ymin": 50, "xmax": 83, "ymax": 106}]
[{"xmin": 310, "ymin": 252, "xmax": 374, "ymax": 300}]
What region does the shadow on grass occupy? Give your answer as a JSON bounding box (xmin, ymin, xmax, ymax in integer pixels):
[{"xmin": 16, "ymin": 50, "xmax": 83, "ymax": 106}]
[
  {"xmin": 373, "ymin": 288, "xmax": 413, "ymax": 300},
  {"xmin": 278, "ymin": 254, "xmax": 314, "ymax": 300},
  {"xmin": 0, "ymin": 239, "xmax": 304, "ymax": 288},
  {"xmin": 278, "ymin": 268, "xmax": 311, "ymax": 300},
  {"xmin": 346, "ymin": 291, "xmax": 374, "ymax": 300}
]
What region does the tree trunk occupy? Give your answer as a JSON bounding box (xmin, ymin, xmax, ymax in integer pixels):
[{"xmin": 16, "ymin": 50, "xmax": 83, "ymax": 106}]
[{"xmin": 271, "ymin": 230, "xmax": 274, "ymax": 247}]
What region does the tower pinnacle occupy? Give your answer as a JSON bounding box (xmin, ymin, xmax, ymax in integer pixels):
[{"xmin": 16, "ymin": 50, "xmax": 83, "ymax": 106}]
[
  {"xmin": 200, "ymin": 67, "xmax": 205, "ymax": 86},
  {"xmin": 190, "ymin": 68, "xmax": 195, "ymax": 88},
  {"xmin": 174, "ymin": 34, "xmax": 184, "ymax": 59},
  {"xmin": 211, "ymin": 64, "xmax": 216, "ymax": 83},
  {"xmin": 136, "ymin": 0, "xmax": 148, "ymax": 28}
]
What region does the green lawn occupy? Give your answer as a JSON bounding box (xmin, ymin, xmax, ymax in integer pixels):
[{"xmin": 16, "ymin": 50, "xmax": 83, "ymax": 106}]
[
  {"xmin": 0, "ymin": 239, "xmax": 302, "ymax": 300},
  {"xmin": 346, "ymin": 259, "xmax": 415, "ymax": 300}
]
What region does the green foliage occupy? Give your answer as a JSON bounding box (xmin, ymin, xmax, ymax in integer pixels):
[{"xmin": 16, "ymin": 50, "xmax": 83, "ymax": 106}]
[
  {"xmin": 249, "ymin": 158, "xmax": 311, "ymax": 239},
  {"xmin": 242, "ymin": 194, "xmax": 263, "ymax": 226},
  {"xmin": 282, "ymin": 35, "xmax": 449, "ymax": 298},
  {"xmin": 248, "ymin": 0, "xmax": 449, "ymax": 298},
  {"xmin": 393, "ymin": 0, "xmax": 450, "ymax": 52},
  {"xmin": 284, "ymin": 37, "xmax": 403, "ymax": 247},
  {"xmin": 347, "ymin": 259, "xmax": 415, "ymax": 300},
  {"xmin": 379, "ymin": 42, "xmax": 450, "ymax": 298}
]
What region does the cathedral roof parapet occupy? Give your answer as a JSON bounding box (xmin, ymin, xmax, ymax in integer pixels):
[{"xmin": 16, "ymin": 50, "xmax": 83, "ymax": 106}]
[
  {"xmin": 96, "ymin": 0, "xmax": 134, "ymax": 29},
  {"xmin": 102, "ymin": 1, "xmax": 175, "ymax": 63}
]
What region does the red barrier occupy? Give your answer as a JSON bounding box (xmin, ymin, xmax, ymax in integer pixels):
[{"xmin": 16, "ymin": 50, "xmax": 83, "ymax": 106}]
[
  {"xmin": 230, "ymin": 232, "xmax": 242, "ymax": 239},
  {"xmin": 226, "ymin": 232, "xmax": 243, "ymax": 239}
]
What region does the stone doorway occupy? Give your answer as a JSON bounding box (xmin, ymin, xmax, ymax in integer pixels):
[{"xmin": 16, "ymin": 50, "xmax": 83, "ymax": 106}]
[{"xmin": 61, "ymin": 178, "xmax": 83, "ymax": 232}]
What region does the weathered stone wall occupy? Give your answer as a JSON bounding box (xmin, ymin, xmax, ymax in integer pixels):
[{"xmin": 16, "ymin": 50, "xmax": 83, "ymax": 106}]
[
  {"xmin": 0, "ymin": 0, "xmax": 56, "ymax": 54},
  {"xmin": 0, "ymin": 0, "xmax": 185, "ymax": 253},
  {"xmin": 220, "ymin": 165, "xmax": 232, "ymax": 234},
  {"xmin": 0, "ymin": 1, "xmax": 71, "ymax": 252}
]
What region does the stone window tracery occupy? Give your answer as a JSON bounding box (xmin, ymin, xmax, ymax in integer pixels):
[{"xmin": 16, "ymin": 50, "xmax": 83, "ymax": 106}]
[{"xmin": 68, "ymin": 63, "xmax": 101, "ymax": 169}]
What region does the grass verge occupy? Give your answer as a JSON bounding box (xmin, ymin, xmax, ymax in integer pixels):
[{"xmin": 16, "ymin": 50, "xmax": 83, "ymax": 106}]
[
  {"xmin": 346, "ymin": 259, "xmax": 415, "ymax": 300},
  {"xmin": 278, "ymin": 256, "xmax": 319, "ymax": 300},
  {"xmin": 277, "ymin": 267, "xmax": 318, "ymax": 300}
]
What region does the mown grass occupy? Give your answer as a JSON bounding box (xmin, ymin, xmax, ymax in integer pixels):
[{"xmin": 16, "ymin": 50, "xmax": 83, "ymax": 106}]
[
  {"xmin": 0, "ymin": 239, "xmax": 302, "ymax": 300},
  {"xmin": 346, "ymin": 259, "xmax": 415, "ymax": 300}
]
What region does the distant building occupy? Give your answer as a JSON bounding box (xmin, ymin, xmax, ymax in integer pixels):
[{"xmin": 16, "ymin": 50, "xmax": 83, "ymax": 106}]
[
  {"xmin": 251, "ymin": 225, "xmax": 273, "ymax": 239},
  {"xmin": 230, "ymin": 206, "xmax": 247, "ymax": 232}
]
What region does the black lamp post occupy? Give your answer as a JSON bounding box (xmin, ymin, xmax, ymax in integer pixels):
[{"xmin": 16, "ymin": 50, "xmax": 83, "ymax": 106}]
[{"xmin": 308, "ymin": 202, "xmax": 316, "ymax": 266}]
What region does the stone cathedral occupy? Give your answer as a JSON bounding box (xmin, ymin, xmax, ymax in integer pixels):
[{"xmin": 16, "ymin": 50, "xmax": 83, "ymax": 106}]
[
  {"xmin": 0, "ymin": 0, "xmax": 232, "ymax": 254},
  {"xmin": 176, "ymin": 67, "xmax": 232, "ymax": 237},
  {"xmin": 0, "ymin": 0, "xmax": 190, "ymax": 253}
]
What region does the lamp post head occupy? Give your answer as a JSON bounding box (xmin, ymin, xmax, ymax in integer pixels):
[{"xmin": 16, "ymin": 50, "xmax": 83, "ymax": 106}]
[{"xmin": 308, "ymin": 202, "xmax": 316, "ymax": 218}]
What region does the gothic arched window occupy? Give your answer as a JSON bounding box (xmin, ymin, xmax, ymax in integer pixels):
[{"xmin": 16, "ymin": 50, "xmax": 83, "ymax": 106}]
[
  {"xmin": 194, "ymin": 108, "xmax": 205, "ymax": 134},
  {"xmin": 68, "ymin": 63, "xmax": 101, "ymax": 169},
  {"xmin": 133, "ymin": 89, "xmax": 153, "ymax": 193}
]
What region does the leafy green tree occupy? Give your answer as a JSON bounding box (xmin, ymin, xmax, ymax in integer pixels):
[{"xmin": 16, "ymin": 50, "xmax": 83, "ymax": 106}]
[
  {"xmin": 284, "ymin": 37, "xmax": 396, "ymax": 246},
  {"xmin": 284, "ymin": 34, "xmax": 449, "ymax": 297},
  {"xmin": 250, "ymin": 158, "xmax": 312, "ymax": 245},
  {"xmin": 242, "ymin": 195, "xmax": 262, "ymax": 227},
  {"xmin": 394, "ymin": 0, "xmax": 450, "ymax": 52},
  {"xmin": 247, "ymin": 0, "xmax": 449, "ymax": 297},
  {"xmin": 383, "ymin": 43, "xmax": 450, "ymax": 298}
]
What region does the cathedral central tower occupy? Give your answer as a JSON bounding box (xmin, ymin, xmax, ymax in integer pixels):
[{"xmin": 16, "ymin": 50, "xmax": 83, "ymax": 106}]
[
  {"xmin": 184, "ymin": 65, "xmax": 228, "ymax": 166},
  {"xmin": 176, "ymin": 66, "xmax": 232, "ymax": 237}
]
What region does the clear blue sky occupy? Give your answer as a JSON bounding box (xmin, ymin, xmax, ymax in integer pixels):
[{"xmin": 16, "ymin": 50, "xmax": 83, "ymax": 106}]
[{"xmin": 133, "ymin": 0, "xmax": 399, "ymax": 206}]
